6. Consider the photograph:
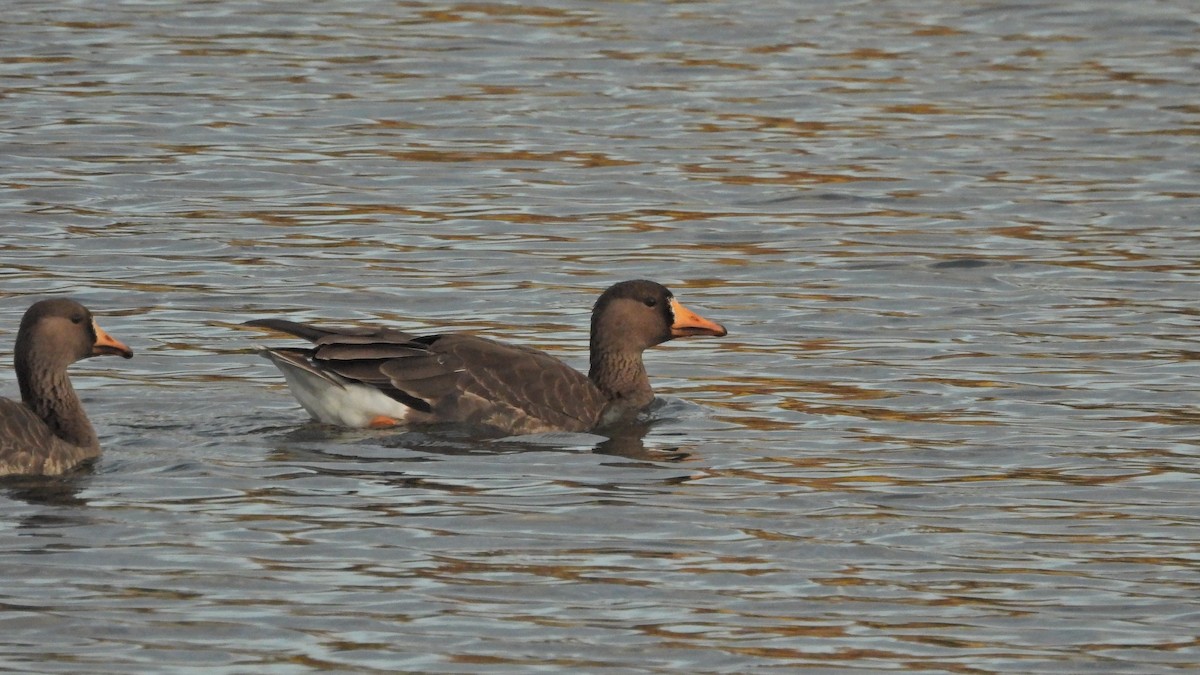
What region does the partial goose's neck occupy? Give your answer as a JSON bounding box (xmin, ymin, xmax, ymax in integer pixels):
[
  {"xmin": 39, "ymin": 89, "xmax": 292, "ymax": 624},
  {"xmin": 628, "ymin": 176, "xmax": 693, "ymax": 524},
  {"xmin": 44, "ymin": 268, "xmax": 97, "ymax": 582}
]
[
  {"xmin": 588, "ymin": 345, "xmax": 654, "ymax": 410},
  {"xmin": 17, "ymin": 353, "xmax": 98, "ymax": 449}
]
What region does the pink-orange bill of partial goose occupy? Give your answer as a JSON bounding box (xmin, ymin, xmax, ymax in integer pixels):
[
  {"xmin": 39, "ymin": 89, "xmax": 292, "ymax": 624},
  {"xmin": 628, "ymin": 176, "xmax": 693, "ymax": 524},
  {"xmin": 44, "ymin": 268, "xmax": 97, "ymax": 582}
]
[
  {"xmin": 244, "ymin": 280, "xmax": 728, "ymax": 435},
  {"xmin": 0, "ymin": 299, "xmax": 133, "ymax": 477}
]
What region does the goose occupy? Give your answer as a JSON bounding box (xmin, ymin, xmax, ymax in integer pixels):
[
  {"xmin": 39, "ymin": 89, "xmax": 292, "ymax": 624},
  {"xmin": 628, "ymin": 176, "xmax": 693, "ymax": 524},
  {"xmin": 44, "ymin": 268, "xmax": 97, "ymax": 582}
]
[
  {"xmin": 0, "ymin": 299, "xmax": 133, "ymax": 476},
  {"xmin": 245, "ymin": 280, "xmax": 727, "ymax": 435}
]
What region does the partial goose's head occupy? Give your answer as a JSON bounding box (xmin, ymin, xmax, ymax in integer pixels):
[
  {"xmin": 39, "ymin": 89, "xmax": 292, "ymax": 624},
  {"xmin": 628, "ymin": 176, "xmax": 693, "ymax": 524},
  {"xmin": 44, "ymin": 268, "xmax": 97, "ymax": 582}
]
[
  {"xmin": 15, "ymin": 299, "xmax": 133, "ymax": 370},
  {"xmin": 590, "ymin": 280, "xmax": 727, "ymax": 354}
]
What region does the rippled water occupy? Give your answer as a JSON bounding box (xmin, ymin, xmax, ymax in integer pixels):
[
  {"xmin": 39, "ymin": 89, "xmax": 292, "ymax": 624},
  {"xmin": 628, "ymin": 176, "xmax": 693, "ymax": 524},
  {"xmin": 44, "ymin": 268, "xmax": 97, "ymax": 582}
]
[{"xmin": 2, "ymin": 1, "xmax": 1199, "ymax": 672}]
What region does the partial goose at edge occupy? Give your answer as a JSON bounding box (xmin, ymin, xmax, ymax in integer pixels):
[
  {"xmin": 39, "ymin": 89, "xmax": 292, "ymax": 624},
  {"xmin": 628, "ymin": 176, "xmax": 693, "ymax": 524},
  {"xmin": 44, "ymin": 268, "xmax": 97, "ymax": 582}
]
[{"xmin": 0, "ymin": 299, "xmax": 133, "ymax": 477}]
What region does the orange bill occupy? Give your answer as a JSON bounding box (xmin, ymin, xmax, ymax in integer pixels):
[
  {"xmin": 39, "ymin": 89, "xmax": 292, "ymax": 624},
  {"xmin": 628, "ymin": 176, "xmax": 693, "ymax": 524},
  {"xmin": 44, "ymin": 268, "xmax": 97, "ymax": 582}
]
[
  {"xmin": 669, "ymin": 298, "xmax": 728, "ymax": 338},
  {"xmin": 92, "ymin": 321, "xmax": 134, "ymax": 359}
]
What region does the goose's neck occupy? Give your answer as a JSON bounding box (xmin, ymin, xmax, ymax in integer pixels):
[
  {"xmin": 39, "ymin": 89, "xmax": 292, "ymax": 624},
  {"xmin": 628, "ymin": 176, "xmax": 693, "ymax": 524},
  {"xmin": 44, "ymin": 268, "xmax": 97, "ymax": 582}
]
[
  {"xmin": 588, "ymin": 348, "xmax": 654, "ymax": 409},
  {"xmin": 18, "ymin": 358, "xmax": 98, "ymax": 449}
]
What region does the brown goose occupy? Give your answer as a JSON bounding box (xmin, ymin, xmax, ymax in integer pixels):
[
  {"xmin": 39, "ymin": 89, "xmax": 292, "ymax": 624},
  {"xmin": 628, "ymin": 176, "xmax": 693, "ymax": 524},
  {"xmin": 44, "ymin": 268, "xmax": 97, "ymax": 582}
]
[
  {"xmin": 245, "ymin": 280, "xmax": 727, "ymax": 435},
  {"xmin": 0, "ymin": 299, "xmax": 133, "ymax": 477}
]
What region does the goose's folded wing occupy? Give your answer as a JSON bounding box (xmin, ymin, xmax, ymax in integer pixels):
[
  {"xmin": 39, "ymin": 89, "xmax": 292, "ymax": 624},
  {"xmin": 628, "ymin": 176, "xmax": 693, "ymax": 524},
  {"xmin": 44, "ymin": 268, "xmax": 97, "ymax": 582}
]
[{"xmin": 413, "ymin": 335, "xmax": 608, "ymax": 432}]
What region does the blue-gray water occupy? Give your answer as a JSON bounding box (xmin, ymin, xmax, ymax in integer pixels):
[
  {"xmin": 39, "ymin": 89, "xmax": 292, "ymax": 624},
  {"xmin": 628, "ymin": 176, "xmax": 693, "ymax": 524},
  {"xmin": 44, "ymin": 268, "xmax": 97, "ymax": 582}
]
[{"xmin": 2, "ymin": 1, "xmax": 1199, "ymax": 672}]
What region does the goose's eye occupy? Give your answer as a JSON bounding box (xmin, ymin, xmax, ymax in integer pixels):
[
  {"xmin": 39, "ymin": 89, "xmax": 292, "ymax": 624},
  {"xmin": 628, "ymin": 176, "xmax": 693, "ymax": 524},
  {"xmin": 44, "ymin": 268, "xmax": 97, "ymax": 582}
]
[
  {"xmin": 70, "ymin": 314, "xmax": 84, "ymax": 324},
  {"xmin": 643, "ymin": 297, "xmax": 657, "ymax": 308}
]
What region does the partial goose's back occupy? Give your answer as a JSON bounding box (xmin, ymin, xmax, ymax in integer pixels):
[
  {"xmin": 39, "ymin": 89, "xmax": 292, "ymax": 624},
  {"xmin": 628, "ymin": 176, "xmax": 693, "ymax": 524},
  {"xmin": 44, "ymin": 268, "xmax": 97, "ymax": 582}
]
[
  {"xmin": 0, "ymin": 398, "xmax": 98, "ymax": 476},
  {"xmin": 420, "ymin": 334, "xmax": 609, "ymax": 433}
]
